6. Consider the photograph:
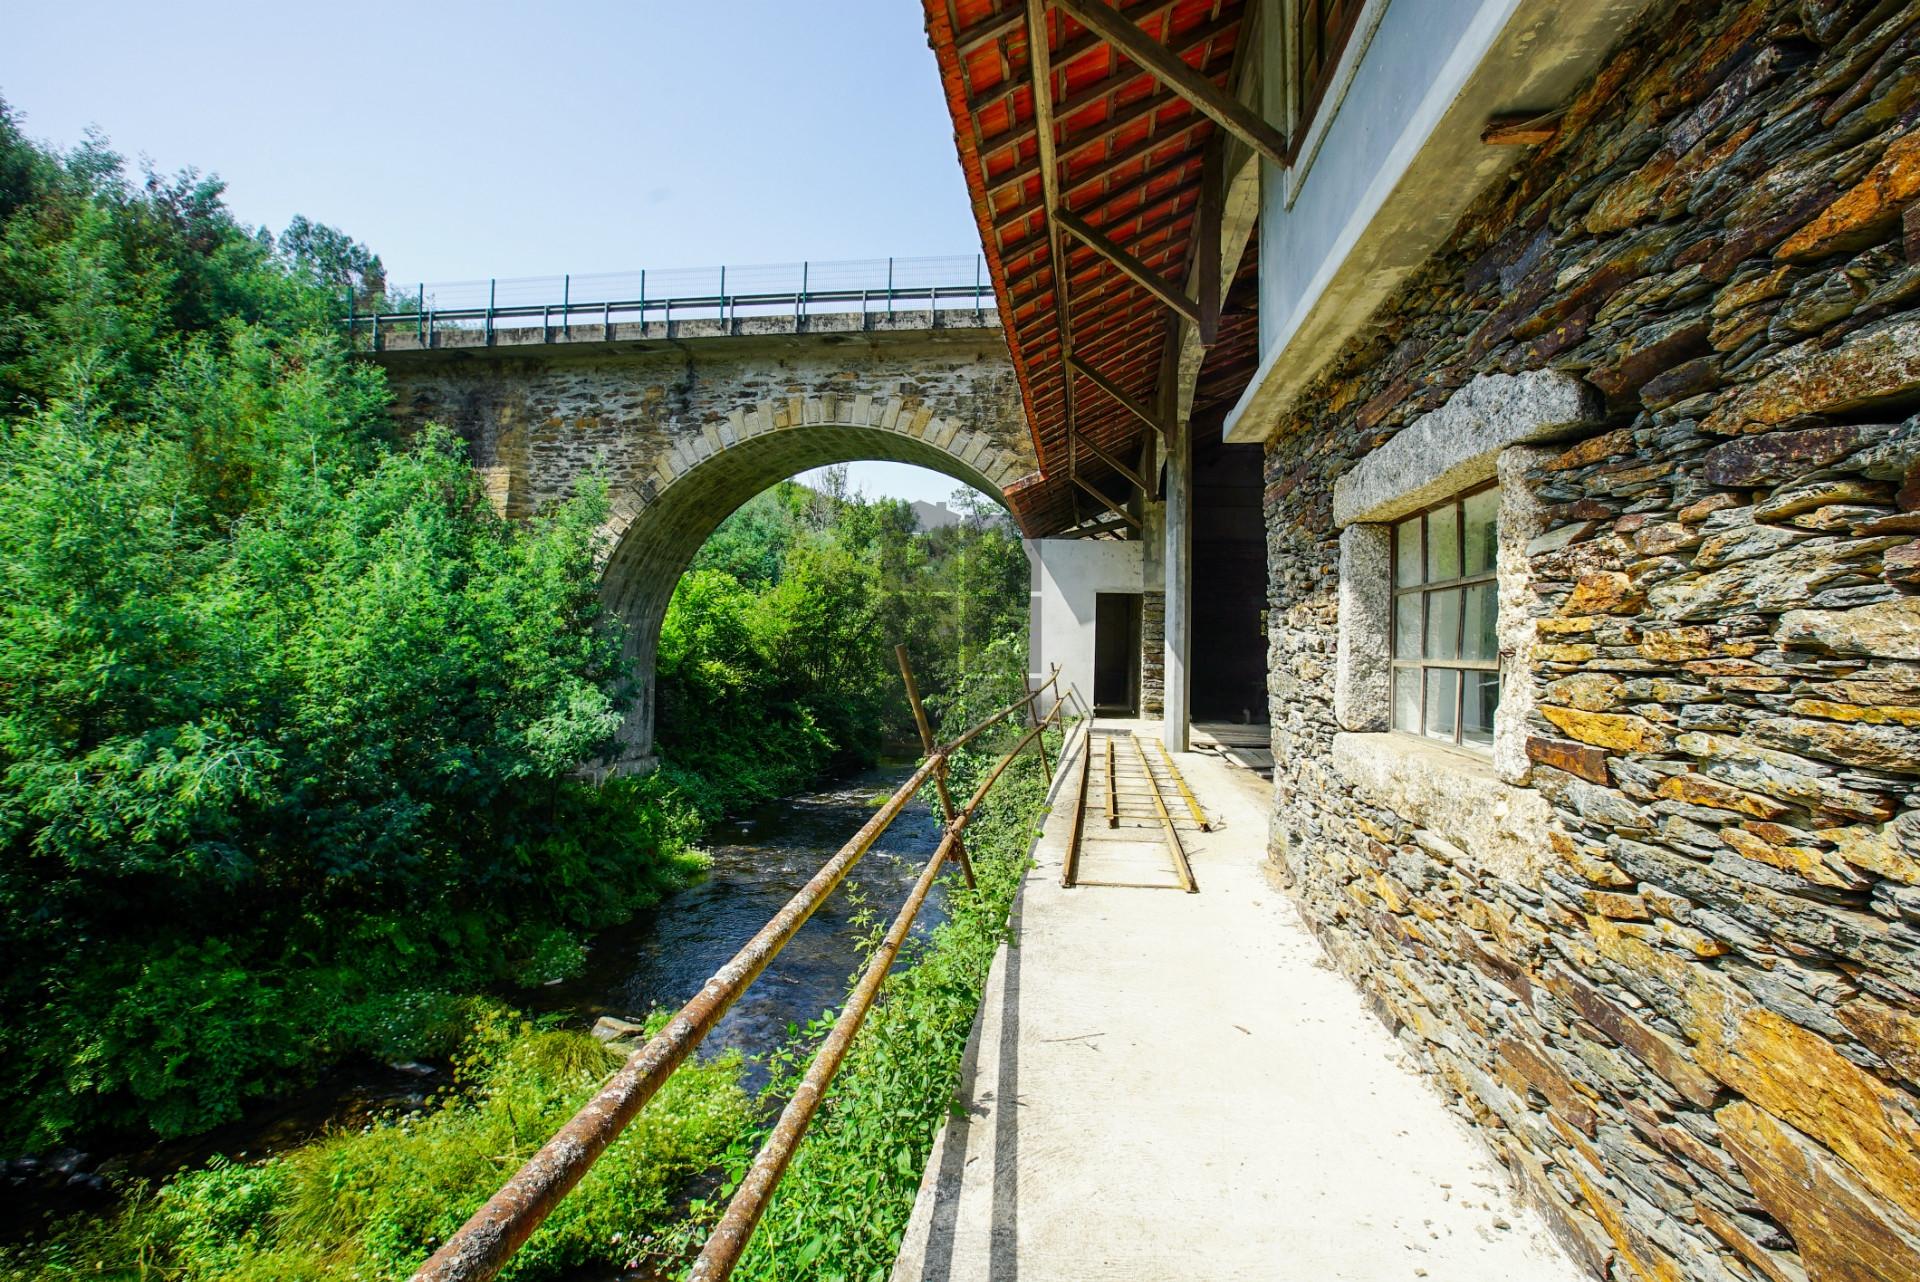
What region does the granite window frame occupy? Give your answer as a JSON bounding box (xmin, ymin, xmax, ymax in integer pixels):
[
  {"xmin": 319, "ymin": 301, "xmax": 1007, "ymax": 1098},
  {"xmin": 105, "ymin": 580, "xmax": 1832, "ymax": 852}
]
[{"xmin": 1331, "ymin": 370, "xmax": 1599, "ymax": 788}]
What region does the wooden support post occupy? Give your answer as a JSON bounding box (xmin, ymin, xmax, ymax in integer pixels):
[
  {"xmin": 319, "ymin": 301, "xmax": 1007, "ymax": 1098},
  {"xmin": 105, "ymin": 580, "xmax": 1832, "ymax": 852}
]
[
  {"xmin": 1197, "ymin": 142, "xmax": 1223, "ymax": 347},
  {"xmin": 896, "ymin": 645, "xmax": 974, "ymax": 888}
]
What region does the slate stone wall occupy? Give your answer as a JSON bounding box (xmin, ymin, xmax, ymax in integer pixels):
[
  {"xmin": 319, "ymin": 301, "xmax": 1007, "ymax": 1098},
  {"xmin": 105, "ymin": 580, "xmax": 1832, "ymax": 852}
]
[
  {"xmin": 1141, "ymin": 590, "xmax": 1166, "ymax": 718},
  {"xmin": 1259, "ymin": 1, "xmax": 1920, "ymax": 1277}
]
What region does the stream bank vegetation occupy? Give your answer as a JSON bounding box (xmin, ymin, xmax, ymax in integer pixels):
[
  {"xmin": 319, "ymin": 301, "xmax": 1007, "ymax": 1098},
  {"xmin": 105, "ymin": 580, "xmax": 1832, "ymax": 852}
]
[{"xmin": 0, "ymin": 96, "xmax": 1049, "ymax": 1279}]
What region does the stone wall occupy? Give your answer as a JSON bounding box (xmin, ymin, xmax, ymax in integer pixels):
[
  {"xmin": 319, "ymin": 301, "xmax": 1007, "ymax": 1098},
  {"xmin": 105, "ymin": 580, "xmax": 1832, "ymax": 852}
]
[
  {"xmin": 1141, "ymin": 590, "xmax": 1166, "ymax": 718},
  {"xmin": 1258, "ymin": 1, "xmax": 1920, "ymax": 1278},
  {"xmin": 378, "ymin": 323, "xmax": 1035, "ymax": 766}
]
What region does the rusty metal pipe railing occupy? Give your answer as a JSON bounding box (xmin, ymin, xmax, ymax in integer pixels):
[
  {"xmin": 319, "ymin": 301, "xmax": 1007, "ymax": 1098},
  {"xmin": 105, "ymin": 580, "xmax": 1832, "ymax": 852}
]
[
  {"xmin": 408, "ymin": 669, "xmax": 1062, "ymax": 1282},
  {"xmin": 687, "ymin": 713, "xmax": 1056, "ymax": 1280}
]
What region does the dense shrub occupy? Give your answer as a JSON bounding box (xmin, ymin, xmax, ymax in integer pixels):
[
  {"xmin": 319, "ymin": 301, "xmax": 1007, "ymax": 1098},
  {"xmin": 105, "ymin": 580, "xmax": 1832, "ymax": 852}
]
[
  {"xmin": 655, "ymin": 479, "xmax": 1028, "ymax": 816},
  {"xmin": 0, "ymin": 99, "xmax": 699, "ymax": 1147}
]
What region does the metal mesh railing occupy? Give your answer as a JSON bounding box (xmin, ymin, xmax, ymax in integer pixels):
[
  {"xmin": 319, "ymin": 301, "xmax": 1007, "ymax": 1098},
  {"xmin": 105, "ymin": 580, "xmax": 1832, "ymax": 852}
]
[{"xmin": 347, "ymin": 254, "xmax": 993, "ymax": 343}]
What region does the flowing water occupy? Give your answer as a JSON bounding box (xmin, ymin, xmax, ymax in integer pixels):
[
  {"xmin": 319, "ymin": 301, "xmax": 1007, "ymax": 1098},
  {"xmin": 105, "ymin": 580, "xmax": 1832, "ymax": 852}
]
[{"xmin": 533, "ymin": 760, "xmax": 949, "ymax": 1085}]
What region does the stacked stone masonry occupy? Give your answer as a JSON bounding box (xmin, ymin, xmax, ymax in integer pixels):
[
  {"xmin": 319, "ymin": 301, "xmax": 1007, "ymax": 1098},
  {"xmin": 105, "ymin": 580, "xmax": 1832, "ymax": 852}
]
[
  {"xmin": 1260, "ymin": 2, "xmax": 1920, "ymax": 1279},
  {"xmin": 1141, "ymin": 590, "xmax": 1167, "ymax": 717},
  {"xmin": 377, "ymin": 323, "xmax": 1034, "ymax": 765}
]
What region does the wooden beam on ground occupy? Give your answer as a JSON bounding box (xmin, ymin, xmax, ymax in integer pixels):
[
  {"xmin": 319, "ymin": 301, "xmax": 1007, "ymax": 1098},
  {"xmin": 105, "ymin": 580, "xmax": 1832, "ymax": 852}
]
[
  {"xmin": 1053, "ymin": 0, "xmax": 1290, "ymax": 170},
  {"xmin": 1075, "ymin": 430, "xmax": 1150, "ymax": 493},
  {"xmin": 1057, "ymin": 207, "xmax": 1202, "ymax": 326},
  {"xmin": 1070, "ymin": 472, "xmax": 1142, "ymax": 530},
  {"xmin": 1067, "ymin": 352, "xmax": 1172, "ymax": 441}
]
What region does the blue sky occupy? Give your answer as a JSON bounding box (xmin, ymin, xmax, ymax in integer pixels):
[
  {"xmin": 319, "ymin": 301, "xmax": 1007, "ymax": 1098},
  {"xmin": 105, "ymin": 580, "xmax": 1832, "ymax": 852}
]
[{"xmin": 1, "ymin": 1, "xmax": 990, "ymax": 508}]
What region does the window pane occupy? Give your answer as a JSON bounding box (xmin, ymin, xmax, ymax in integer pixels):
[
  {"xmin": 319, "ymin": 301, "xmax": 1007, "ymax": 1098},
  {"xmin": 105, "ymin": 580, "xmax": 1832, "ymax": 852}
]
[
  {"xmin": 1463, "ymin": 582, "xmax": 1498, "ymax": 662},
  {"xmin": 1395, "ymin": 516, "xmax": 1423, "ymax": 587},
  {"xmin": 1463, "ymin": 671, "xmax": 1499, "ymax": 748},
  {"xmin": 1393, "ymin": 668, "xmax": 1420, "ymax": 733},
  {"xmin": 1427, "ymin": 504, "xmax": 1461, "ymax": 581},
  {"xmin": 1424, "ymin": 669, "xmax": 1458, "ymax": 743},
  {"xmin": 1394, "ymin": 594, "xmax": 1421, "ymax": 657},
  {"xmin": 1426, "ymin": 588, "xmax": 1462, "ymax": 661},
  {"xmin": 1464, "ymin": 487, "xmax": 1498, "ymax": 575}
]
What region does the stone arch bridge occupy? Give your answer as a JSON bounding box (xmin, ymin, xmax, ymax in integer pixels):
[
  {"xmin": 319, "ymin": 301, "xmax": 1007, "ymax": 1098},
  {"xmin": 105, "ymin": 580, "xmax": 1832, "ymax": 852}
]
[{"xmin": 372, "ymin": 309, "xmax": 1036, "ymax": 770}]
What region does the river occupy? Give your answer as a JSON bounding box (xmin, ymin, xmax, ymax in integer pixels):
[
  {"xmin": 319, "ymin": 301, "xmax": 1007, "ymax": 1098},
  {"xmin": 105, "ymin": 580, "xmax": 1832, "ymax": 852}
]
[{"xmin": 534, "ymin": 760, "xmax": 949, "ymax": 1084}]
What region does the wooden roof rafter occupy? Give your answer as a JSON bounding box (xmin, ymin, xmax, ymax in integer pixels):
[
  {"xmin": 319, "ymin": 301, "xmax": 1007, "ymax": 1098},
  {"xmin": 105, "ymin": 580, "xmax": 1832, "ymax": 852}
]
[{"xmin": 925, "ymin": 0, "xmax": 1274, "ymax": 536}]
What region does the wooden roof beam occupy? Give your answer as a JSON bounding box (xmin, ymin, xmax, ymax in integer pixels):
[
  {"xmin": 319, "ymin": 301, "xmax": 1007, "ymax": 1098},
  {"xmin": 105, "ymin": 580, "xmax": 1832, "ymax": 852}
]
[
  {"xmin": 1073, "ymin": 424, "xmax": 1152, "ymax": 490},
  {"xmin": 1057, "ymin": 207, "xmax": 1201, "ymax": 324},
  {"xmin": 1053, "ymin": 0, "xmax": 1289, "ymax": 169},
  {"xmin": 1070, "ymin": 472, "xmax": 1141, "ymax": 529},
  {"xmin": 1026, "ymin": 0, "xmax": 1079, "ymax": 442},
  {"xmin": 1068, "ymin": 352, "xmax": 1173, "ymax": 441}
]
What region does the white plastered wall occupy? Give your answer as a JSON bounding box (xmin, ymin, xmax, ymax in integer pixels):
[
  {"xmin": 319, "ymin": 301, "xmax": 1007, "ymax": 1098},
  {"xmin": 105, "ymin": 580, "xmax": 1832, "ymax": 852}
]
[{"xmin": 1027, "ymin": 538, "xmax": 1146, "ymax": 715}]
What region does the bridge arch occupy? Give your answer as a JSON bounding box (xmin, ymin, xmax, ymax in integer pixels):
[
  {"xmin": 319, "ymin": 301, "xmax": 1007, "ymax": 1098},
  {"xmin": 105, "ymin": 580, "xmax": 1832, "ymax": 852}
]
[
  {"xmin": 371, "ymin": 315, "xmax": 1037, "ymax": 773},
  {"xmin": 599, "ymin": 398, "xmax": 1028, "ymax": 770}
]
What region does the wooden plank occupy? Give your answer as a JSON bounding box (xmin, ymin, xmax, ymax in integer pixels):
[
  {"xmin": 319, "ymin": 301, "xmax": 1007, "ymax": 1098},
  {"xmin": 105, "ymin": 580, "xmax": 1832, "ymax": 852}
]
[
  {"xmin": 1054, "ymin": 0, "xmax": 1290, "ymax": 170},
  {"xmin": 1067, "ymin": 352, "xmax": 1172, "ymax": 440},
  {"xmin": 1057, "ymin": 207, "xmax": 1202, "ymax": 325},
  {"xmin": 1482, "ymin": 112, "xmax": 1562, "ymax": 145}
]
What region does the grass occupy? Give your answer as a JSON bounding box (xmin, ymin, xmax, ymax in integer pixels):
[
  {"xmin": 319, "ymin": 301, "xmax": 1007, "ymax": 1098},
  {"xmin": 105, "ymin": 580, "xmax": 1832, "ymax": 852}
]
[
  {"xmin": 722, "ymin": 723, "xmax": 1061, "ymax": 1282},
  {"xmin": 0, "ymin": 722, "xmax": 1062, "ymax": 1282},
  {"xmin": 1, "ymin": 1005, "xmax": 751, "ymax": 1282}
]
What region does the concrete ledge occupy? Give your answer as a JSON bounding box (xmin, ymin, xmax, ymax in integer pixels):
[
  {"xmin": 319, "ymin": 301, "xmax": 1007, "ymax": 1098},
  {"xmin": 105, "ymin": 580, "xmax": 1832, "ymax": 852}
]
[
  {"xmin": 1223, "ymin": 0, "xmax": 1650, "ymax": 444},
  {"xmin": 1331, "ymin": 731, "xmax": 1556, "ymax": 881},
  {"xmin": 1332, "ymin": 371, "xmax": 1598, "ymax": 527}
]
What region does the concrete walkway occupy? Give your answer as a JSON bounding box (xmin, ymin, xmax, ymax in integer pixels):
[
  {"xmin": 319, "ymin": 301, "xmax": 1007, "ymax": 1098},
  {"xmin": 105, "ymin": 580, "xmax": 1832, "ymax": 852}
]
[{"xmin": 891, "ymin": 720, "xmax": 1581, "ymax": 1282}]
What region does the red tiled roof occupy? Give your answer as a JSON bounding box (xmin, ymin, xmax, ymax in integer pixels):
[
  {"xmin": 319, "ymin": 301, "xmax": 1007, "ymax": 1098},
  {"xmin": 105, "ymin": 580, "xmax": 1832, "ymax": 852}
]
[{"xmin": 924, "ymin": 0, "xmax": 1263, "ymax": 535}]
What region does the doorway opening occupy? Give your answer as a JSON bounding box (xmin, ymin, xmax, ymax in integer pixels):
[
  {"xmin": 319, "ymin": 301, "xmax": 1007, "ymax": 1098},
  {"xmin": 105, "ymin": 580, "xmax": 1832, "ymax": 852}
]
[{"xmin": 1093, "ymin": 591, "xmax": 1143, "ymax": 715}]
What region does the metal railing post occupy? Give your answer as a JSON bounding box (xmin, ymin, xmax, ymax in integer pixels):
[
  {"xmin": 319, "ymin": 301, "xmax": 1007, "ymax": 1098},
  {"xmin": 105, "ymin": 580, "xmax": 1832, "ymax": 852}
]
[
  {"xmin": 486, "ymin": 278, "xmax": 495, "ymax": 344},
  {"xmin": 417, "ymin": 283, "xmax": 425, "ymax": 343},
  {"xmin": 797, "ymin": 260, "xmax": 807, "ymax": 323},
  {"xmin": 718, "ymin": 264, "xmax": 726, "ymax": 326},
  {"xmin": 887, "ymin": 256, "xmax": 894, "ymax": 315},
  {"xmin": 562, "ymin": 273, "xmax": 569, "ymax": 331},
  {"xmin": 639, "ymin": 269, "xmax": 646, "ymax": 330}
]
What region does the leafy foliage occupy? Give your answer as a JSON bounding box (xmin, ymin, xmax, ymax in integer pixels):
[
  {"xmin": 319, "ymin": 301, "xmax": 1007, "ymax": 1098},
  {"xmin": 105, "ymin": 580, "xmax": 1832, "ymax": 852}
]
[
  {"xmin": 1, "ymin": 1008, "xmax": 750, "ymax": 1282},
  {"xmin": 0, "ymin": 99, "xmax": 698, "ymax": 1147},
  {"xmin": 655, "ymin": 475, "xmax": 1029, "ymax": 818},
  {"xmin": 723, "ymin": 725, "xmax": 1058, "ymax": 1282}
]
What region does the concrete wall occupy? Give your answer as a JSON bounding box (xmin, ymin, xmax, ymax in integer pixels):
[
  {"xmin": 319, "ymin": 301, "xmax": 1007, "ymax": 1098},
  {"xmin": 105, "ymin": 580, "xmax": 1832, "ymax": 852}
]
[
  {"xmin": 1229, "ymin": 0, "xmax": 1653, "ymax": 442},
  {"xmin": 1250, "ymin": 0, "xmax": 1920, "ymax": 1277},
  {"xmin": 1027, "ymin": 538, "xmax": 1146, "ymax": 716}
]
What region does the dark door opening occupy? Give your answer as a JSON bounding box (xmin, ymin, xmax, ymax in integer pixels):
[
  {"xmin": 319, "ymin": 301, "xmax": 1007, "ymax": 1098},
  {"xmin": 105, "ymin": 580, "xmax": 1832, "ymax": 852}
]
[{"xmin": 1093, "ymin": 592, "xmax": 1142, "ymax": 714}]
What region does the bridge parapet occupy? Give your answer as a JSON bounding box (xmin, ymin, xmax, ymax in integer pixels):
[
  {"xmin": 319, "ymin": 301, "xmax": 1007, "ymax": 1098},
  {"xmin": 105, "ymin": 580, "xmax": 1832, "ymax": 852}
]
[{"xmin": 367, "ymin": 307, "xmax": 997, "ymax": 356}]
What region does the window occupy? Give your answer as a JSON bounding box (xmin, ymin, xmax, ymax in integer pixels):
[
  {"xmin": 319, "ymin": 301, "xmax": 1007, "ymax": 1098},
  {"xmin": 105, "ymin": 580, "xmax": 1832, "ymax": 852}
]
[
  {"xmin": 1390, "ymin": 484, "xmax": 1499, "ymax": 750},
  {"xmin": 1290, "ymin": 0, "xmax": 1366, "ymax": 137}
]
